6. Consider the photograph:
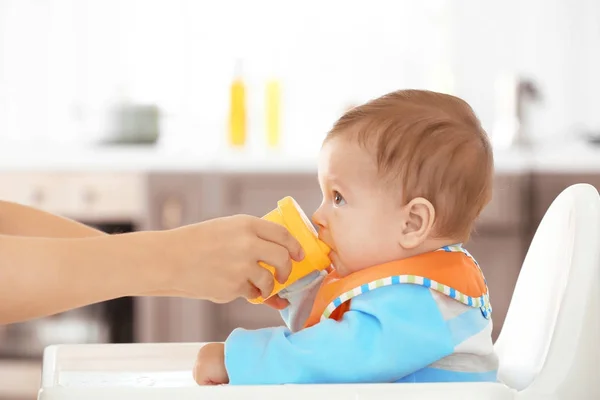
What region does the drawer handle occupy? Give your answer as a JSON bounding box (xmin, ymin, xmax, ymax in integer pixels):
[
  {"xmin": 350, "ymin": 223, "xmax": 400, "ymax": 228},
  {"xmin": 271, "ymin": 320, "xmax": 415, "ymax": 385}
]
[
  {"xmin": 30, "ymin": 188, "xmax": 45, "ymax": 205},
  {"xmin": 83, "ymin": 188, "xmax": 97, "ymax": 205}
]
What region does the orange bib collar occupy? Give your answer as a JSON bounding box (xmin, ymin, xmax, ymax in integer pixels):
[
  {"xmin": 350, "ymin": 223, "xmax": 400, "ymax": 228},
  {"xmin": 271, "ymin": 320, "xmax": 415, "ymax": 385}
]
[{"xmin": 304, "ymin": 246, "xmax": 491, "ymax": 328}]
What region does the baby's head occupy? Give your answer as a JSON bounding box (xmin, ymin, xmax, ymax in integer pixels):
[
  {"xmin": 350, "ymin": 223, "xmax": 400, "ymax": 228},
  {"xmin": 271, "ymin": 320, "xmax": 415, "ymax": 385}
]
[{"xmin": 312, "ymin": 89, "xmax": 493, "ymax": 277}]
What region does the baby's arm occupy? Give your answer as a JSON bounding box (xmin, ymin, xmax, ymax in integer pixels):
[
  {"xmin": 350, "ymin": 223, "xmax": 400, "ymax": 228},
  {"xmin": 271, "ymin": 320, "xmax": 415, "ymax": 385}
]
[{"xmin": 225, "ymin": 284, "xmax": 455, "ymax": 385}]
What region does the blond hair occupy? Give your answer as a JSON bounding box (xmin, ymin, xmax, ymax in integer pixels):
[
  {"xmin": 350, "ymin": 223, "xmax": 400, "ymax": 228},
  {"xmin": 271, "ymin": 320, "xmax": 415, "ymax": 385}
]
[{"xmin": 326, "ymin": 89, "xmax": 493, "ymax": 240}]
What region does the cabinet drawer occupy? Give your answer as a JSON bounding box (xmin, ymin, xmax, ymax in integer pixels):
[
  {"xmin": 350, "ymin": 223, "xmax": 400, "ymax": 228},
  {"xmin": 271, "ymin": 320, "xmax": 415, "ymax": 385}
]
[
  {"xmin": 532, "ymin": 173, "xmax": 600, "ymax": 224},
  {"xmin": 0, "ymin": 173, "xmax": 73, "ymax": 215},
  {"xmin": 66, "ymin": 173, "xmax": 145, "ymax": 222},
  {"xmin": 0, "ymin": 172, "xmax": 145, "ymax": 222},
  {"xmin": 476, "ymin": 174, "xmax": 531, "ymax": 231},
  {"xmin": 228, "ymin": 174, "xmax": 322, "ymax": 218},
  {"xmin": 145, "ymin": 173, "xmax": 210, "ymax": 231}
]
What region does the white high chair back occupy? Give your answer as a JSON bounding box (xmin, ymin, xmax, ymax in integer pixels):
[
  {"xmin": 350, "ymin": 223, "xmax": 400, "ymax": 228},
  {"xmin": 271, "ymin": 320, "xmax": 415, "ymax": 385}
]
[{"xmin": 494, "ymin": 183, "xmax": 600, "ymax": 398}]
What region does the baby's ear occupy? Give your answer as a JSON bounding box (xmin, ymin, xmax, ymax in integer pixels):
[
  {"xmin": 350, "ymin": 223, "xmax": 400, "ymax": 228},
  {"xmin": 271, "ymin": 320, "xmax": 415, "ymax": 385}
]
[{"xmin": 398, "ymin": 197, "xmax": 436, "ymax": 249}]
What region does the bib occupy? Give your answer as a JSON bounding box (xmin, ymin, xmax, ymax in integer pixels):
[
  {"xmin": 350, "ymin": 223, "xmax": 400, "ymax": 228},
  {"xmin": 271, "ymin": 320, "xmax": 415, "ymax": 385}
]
[{"xmin": 304, "ymin": 244, "xmax": 492, "ymax": 328}]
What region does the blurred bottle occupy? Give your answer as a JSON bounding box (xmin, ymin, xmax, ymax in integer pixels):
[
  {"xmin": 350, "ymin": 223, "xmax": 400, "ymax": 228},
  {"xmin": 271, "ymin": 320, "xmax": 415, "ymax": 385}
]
[
  {"xmin": 265, "ymin": 77, "xmax": 281, "ymax": 148},
  {"xmin": 228, "ymin": 59, "xmax": 247, "ymax": 147},
  {"xmin": 492, "ymin": 73, "xmax": 541, "ymax": 149}
]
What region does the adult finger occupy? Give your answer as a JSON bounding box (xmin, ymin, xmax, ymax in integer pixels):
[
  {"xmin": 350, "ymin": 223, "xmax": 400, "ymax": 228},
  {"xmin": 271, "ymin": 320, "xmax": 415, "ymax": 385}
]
[
  {"xmin": 241, "ymin": 281, "xmax": 261, "ymax": 300},
  {"xmin": 251, "ymin": 239, "xmax": 293, "ymax": 283},
  {"xmin": 252, "ymin": 219, "xmax": 305, "ymax": 262},
  {"xmin": 247, "ymin": 264, "xmax": 275, "ymax": 299}
]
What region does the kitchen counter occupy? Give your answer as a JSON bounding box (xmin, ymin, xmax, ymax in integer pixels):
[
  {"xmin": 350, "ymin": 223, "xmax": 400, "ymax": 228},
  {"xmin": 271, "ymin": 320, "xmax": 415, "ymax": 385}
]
[
  {"xmin": 0, "ymin": 141, "xmax": 599, "ymax": 174},
  {"xmin": 525, "ymin": 141, "xmax": 600, "ymax": 173},
  {"xmin": 0, "ymin": 145, "xmax": 319, "ymax": 174}
]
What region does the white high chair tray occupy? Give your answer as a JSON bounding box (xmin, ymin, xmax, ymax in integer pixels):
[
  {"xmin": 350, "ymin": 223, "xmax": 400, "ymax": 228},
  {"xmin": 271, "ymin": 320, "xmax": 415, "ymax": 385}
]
[{"xmin": 38, "ymin": 343, "xmax": 514, "ymax": 400}]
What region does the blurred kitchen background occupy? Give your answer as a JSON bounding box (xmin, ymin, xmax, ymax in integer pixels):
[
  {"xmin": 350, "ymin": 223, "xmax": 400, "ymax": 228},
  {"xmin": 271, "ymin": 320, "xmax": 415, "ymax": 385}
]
[{"xmin": 1, "ymin": 0, "xmax": 600, "ymax": 398}]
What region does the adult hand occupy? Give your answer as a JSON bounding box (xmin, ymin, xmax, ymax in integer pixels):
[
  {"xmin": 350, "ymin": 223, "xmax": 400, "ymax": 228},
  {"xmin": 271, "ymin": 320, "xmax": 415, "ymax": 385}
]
[{"xmin": 163, "ymin": 215, "xmax": 304, "ymax": 303}]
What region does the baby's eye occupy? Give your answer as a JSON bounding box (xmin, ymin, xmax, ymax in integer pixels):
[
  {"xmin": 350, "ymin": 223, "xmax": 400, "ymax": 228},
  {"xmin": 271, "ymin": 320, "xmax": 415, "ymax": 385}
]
[{"xmin": 333, "ymin": 191, "xmax": 346, "ymax": 206}]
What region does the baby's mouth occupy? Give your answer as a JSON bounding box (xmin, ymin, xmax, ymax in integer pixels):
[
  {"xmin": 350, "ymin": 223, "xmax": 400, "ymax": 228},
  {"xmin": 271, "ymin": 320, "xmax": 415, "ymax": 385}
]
[
  {"xmin": 324, "ymin": 243, "xmax": 338, "ymax": 262},
  {"xmin": 318, "ymin": 235, "xmax": 335, "ymax": 252},
  {"xmin": 317, "ymin": 234, "xmax": 337, "ymax": 267},
  {"xmin": 328, "ymin": 249, "xmax": 340, "ymax": 269}
]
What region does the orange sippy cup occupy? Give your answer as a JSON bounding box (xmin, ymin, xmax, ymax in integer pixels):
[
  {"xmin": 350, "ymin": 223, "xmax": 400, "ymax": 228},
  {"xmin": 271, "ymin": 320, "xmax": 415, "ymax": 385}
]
[{"xmin": 248, "ymin": 196, "xmax": 331, "ymax": 304}]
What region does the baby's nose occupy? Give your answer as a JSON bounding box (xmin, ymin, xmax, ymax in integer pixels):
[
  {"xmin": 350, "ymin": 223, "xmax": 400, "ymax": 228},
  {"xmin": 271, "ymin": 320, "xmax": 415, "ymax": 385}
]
[{"xmin": 312, "ymin": 207, "xmax": 326, "ymax": 230}]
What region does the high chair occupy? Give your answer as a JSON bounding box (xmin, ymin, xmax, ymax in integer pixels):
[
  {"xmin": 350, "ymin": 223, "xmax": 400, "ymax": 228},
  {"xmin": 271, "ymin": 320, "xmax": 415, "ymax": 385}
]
[{"xmin": 37, "ymin": 184, "xmax": 600, "ymax": 400}]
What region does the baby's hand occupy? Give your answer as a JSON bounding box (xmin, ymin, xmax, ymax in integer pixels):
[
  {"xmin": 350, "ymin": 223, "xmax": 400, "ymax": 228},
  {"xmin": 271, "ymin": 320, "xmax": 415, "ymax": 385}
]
[
  {"xmin": 263, "ymin": 295, "xmax": 289, "ymax": 310},
  {"xmin": 193, "ymin": 343, "xmax": 229, "ymax": 385}
]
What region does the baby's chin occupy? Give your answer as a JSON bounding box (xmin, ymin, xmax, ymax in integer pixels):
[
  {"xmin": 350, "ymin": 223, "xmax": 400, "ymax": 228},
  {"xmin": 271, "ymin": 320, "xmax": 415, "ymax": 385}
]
[
  {"xmin": 329, "ymin": 251, "xmax": 342, "ymax": 272},
  {"xmin": 329, "ymin": 251, "xmax": 382, "ymax": 277},
  {"xmin": 329, "ymin": 251, "xmax": 352, "ymax": 277}
]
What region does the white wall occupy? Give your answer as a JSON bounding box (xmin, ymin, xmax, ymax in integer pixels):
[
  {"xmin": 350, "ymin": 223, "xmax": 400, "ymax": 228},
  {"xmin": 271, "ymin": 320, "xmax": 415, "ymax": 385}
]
[
  {"xmin": 0, "ymin": 0, "xmax": 598, "ymax": 153},
  {"xmin": 451, "ymin": 0, "xmax": 600, "ymax": 144}
]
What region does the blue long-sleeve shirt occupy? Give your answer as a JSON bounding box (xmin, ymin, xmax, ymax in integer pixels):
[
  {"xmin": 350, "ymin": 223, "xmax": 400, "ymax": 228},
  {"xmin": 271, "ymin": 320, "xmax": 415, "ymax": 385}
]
[{"xmin": 224, "ymin": 282, "xmax": 497, "ymax": 385}]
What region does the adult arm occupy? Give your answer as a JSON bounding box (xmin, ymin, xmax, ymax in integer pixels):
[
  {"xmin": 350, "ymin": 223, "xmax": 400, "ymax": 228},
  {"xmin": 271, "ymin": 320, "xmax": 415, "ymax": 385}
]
[{"xmin": 0, "ymin": 201, "xmax": 303, "ymax": 324}]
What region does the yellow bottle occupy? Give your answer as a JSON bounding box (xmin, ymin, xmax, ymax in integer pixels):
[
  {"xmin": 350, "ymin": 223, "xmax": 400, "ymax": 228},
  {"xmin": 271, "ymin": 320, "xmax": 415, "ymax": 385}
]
[
  {"xmin": 228, "ymin": 60, "xmax": 246, "ymax": 147},
  {"xmin": 265, "ymin": 78, "xmax": 281, "ymax": 147},
  {"xmin": 248, "ymin": 196, "xmax": 331, "ymax": 304}
]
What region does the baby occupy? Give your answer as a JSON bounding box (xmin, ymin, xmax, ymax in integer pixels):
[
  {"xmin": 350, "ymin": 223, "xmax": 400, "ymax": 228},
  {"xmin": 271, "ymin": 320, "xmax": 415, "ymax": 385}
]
[{"xmin": 194, "ymin": 89, "xmax": 497, "ymax": 385}]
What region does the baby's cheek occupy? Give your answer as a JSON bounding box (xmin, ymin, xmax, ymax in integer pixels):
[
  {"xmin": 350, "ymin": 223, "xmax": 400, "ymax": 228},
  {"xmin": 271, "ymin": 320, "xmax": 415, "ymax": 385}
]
[
  {"xmin": 339, "ymin": 246, "xmax": 376, "ymax": 274},
  {"xmin": 349, "ymin": 238, "xmax": 398, "ymax": 271},
  {"xmin": 335, "ymin": 221, "xmax": 388, "ymax": 271}
]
